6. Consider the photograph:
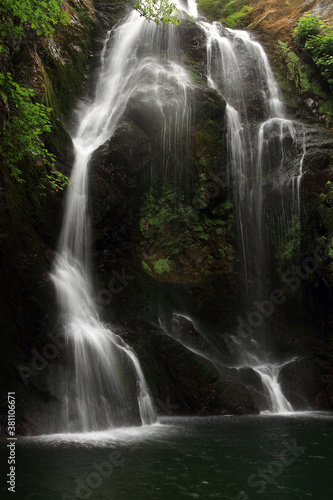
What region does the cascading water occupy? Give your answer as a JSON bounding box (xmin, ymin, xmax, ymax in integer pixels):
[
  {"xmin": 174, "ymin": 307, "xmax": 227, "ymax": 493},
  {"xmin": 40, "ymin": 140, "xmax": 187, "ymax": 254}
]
[
  {"xmin": 50, "ymin": 0, "xmax": 309, "ymax": 424},
  {"xmin": 51, "ymin": 5, "xmax": 198, "ymax": 432},
  {"xmin": 198, "ymin": 17, "xmax": 307, "ymax": 412}
]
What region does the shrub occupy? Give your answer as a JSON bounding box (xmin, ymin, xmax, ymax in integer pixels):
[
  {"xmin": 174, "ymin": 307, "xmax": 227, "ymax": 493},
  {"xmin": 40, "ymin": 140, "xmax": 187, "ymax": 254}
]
[
  {"xmin": 293, "ymin": 14, "xmax": 333, "ymax": 91},
  {"xmin": 293, "ymin": 13, "xmax": 321, "ymax": 46}
]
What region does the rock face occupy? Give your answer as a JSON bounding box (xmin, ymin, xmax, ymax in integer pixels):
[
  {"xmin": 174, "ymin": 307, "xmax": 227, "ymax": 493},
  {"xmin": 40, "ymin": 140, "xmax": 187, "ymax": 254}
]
[
  {"xmin": 247, "ymin": 0, "xmax": 333, "ymax": 45},
  {"xmin": 1, "ymin": 1, "xmax": 333, "ymax": 433}
]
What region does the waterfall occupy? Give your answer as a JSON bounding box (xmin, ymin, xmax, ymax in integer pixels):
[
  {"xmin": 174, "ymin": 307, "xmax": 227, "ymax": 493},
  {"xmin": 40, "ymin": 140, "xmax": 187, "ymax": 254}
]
[
  {"xmin": 51, "ymin": 1, "xmax": 201, "ymax": 433},
  {"xmin": 51, "ymin": 11, "xmax": 157, "ymax": 432},
  {"xmin": 50, "ymin": 0, "xmax": 308, "ymax": 424},
  {"xmin": 198, "ymin": 14, "xmax": 307, "ymax": 412},
  {"xmin": 252, "ymin": 365, "xmax": 293, "ymax": 413}
]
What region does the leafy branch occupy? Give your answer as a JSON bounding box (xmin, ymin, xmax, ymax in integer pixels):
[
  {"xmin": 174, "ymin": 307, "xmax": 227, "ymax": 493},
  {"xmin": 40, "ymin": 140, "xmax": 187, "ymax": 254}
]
[
  {"xmin": 0, "ymin": 72, "xmax": 69, "ymax": 190},
  {"xmin": 0, "ymin": 0, "xmax": 69, "ymax": 46},
  {"xmin": 0, "ymin": 1, "xmax": 70, "ymax": 191},
  {"xmin": 133, "ymin": 0, "xmax": 180, "ymax": 26}
]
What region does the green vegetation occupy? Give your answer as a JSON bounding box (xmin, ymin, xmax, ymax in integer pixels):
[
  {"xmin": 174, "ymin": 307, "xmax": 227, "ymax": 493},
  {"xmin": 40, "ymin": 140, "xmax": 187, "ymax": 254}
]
[
  {"xmin": 293, "ymin": 13, "xmax": 333, "ymax": 92},
  {"xmin": 0, "ymin": 0, "xmax": 179, "ymax": 190},
  {"xmin": 133, "ymin": 0, "xmax": 180, "ymax": 26},
  {"xmin": 197, "ymin": 0, "xmax": 252, "ymax": 28},
  {"xmin": 154, "ymin": 258, "xmax": 171, "ymax": 274},
  {"xmin": 276, "ymin": 215, "xmax": 301, "ymax": 275},
  {"xmin": 276, "ymin": 38, "xmax": 333, "ymax": 125},
  {"xmin": 139, "ymin": 180, "xmax": 235, "ymax": 281},
  {"xmin": 0, "ymin": 0, "xmax": 69, "ymax": 50},
  {"xmin": 277, "ymin": 41, "xmax": 311, "ymax": 91},
  {"xmin": 0, "ymin": 1, "xmax": 71, "ymax": 190},
  {"xmin": 222, "ymin": 4, "xmax": 252, "ymax": 28},
  {"xmin": 0, "ymin": 72, "xmax": 68, "ymax": 190},
  {"xmin": 293, "ymin": 13, "xmax": 322, "ymax": 47},
  {"xmin": 317, "ymin": 181, "xmax": 333, "ymax": 233}
]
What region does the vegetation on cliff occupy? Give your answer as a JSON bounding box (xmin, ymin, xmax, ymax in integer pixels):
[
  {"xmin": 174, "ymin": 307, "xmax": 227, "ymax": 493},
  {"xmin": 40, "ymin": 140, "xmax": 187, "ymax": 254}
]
[
  {"xmin": 293, "ymin": 13, "xmax": 333, "ymax": 92},
  {"xmin": 139, "ymin": 180, "xmax": 235, "ymax": 283},
  {"xmin": 0, "ymin": 0, "xmax": 71, "ymax": 189},
  {"xmin": 197, "ymin": 0, "xmax": 253, "ymax": 28},
  {"xmin": 0, "ymin": 0, "xmax": 178, "ymax": 190}
]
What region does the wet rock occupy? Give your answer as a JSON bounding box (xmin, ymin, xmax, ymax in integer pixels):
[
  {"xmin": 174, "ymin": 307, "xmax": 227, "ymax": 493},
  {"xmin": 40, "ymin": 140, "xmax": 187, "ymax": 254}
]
[
  {"xmin": 236, "ymin": 367, "xmax": 270, "ymax": 411},
  {"xmin": 215, "ymin": 382, "xmax": 260, "ymax": 415},
  {"xmin": 279, "ymin": 357, "xmax": 317, "ymax": 410}
]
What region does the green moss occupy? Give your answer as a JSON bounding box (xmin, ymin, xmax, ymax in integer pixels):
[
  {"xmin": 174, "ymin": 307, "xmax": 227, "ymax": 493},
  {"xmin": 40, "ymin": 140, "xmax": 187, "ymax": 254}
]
[
  {"xmin": 275, "ymin": 40, "xmax": 333, "ymax": 125},
  {"xmin": 139, "ymin": 180, "xmax": 235, "ymax": 283},
  {"xmin": 195, "ymin": 118, "xmax": 225, "ymax": 171},
  {"xmin": 154, "ymin": 258, "xmax": 172, "ymax": 274},
  {"xmin": 197, "ymin": 0, "xmax": 252, "ymax": 28},
  {"xmin": 222, "ymin": 5, "xmax": 253, "ymax": 28},
  {"xmin": 142, "ymin": 261, "xmax": 152, "ymax": 273},
  {"xmin": 312, "ymin": 182, "xmax": 333, "ymax": 280}
]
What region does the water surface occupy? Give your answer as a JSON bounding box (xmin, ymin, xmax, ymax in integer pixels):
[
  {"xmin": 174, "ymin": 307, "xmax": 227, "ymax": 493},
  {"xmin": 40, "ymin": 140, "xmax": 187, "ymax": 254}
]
[{"xmin": 1, "ymin": 413, "xmax": 332, "ymax": 499}]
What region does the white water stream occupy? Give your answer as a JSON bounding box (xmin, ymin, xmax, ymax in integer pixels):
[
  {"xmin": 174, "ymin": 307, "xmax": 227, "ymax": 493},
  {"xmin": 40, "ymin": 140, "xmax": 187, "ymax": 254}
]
[
  {"xmin": 51, "ymin": 1, "xmax": 203, "ymax": 432},
  {"xmin": 197, "ymin": 16, "xmax": 308, "ymax": 412},
  {"xmin": 50, "ymin": 1, "xmax": 308, "ymax": 426}
]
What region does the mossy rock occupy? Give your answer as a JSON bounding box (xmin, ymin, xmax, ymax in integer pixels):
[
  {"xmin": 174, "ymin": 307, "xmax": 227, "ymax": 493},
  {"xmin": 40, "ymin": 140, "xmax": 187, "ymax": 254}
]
[
  {"xmin": 197, "ymin": 0, "xmax": 253, "ymax": 28},
  {"xmin": 275, "ymin": 40, "xmax": 333, "ymax": 126},
  {"xmin": 38, "ymin": 1, "xmax": 96, "ymax": 117}
]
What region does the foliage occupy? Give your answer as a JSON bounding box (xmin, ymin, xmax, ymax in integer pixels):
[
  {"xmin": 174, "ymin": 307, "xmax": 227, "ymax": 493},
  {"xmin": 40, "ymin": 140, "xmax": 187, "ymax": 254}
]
[
  {"xmin": 139, "ymin": 180, "xmax": 235, "ymax": 280},
  {"xmin": 141, "ymin": 260, "xmax": 152, "ymax": 273},
  {"xmin": 140, "ymin": 180, "xmax": 234, "ymax": 247},
  {"xmin": 293, "ymin": 14, "xmax": 333, "ymax": 92},
  {"xmin": 0, "ymin": 1, "xmax": 71, "ymax": 190},
  {"xmin": 293, "ymin": 13, "xmax": 321, "ymax": 47},
  {"xmin": 154, "ymin": 258, "xmax": 171, "ymax": 274},
  {"xmin": 223, "ymin": 5, "xmax": 252, "ymax": 29},
  {"xmin": 197, "ymin": 0, "xmax": 252, "ymax": 28},
  {"xmin": 277, "ymin": 41, "xmax": 311, "ymax": 90},
  {"xmin": 0, "ymin": 0, "xmax": 69, "ymax": 50},
  {"xmin": 304, "ymin": 34, "xmax": 333, "ymax": 90},
  {"xmin": 133, "ymin": 0, "xmax": 180, "ymax": 26},
  {"xmin": 0, "ymin": 72, "xmax": 69, "ymax": 189},
  {"xmin": 317, "ymin": 181, "xmax": 333, "ymax": 234}
]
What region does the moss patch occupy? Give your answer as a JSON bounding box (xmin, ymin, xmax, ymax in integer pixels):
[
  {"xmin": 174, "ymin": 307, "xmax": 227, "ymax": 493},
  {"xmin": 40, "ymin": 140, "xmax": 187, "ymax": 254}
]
[
  {"xmin": 139, "ymin": 181, "xmax": 235, "ymax": 284},
  {"xmin": 197, "ymin": 0, "xmax": 253, "ymax": 28},
  {"xmin": 275, "ymin": 40, "xmax": 333, "ymax": 126}
]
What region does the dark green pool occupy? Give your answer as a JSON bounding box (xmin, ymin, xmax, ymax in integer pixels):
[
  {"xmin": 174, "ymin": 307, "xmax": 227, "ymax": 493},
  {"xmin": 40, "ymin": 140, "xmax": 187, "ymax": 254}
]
[{"xmin": 1, "ymin": 413, "xmax": 332, "ymax": 499}]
